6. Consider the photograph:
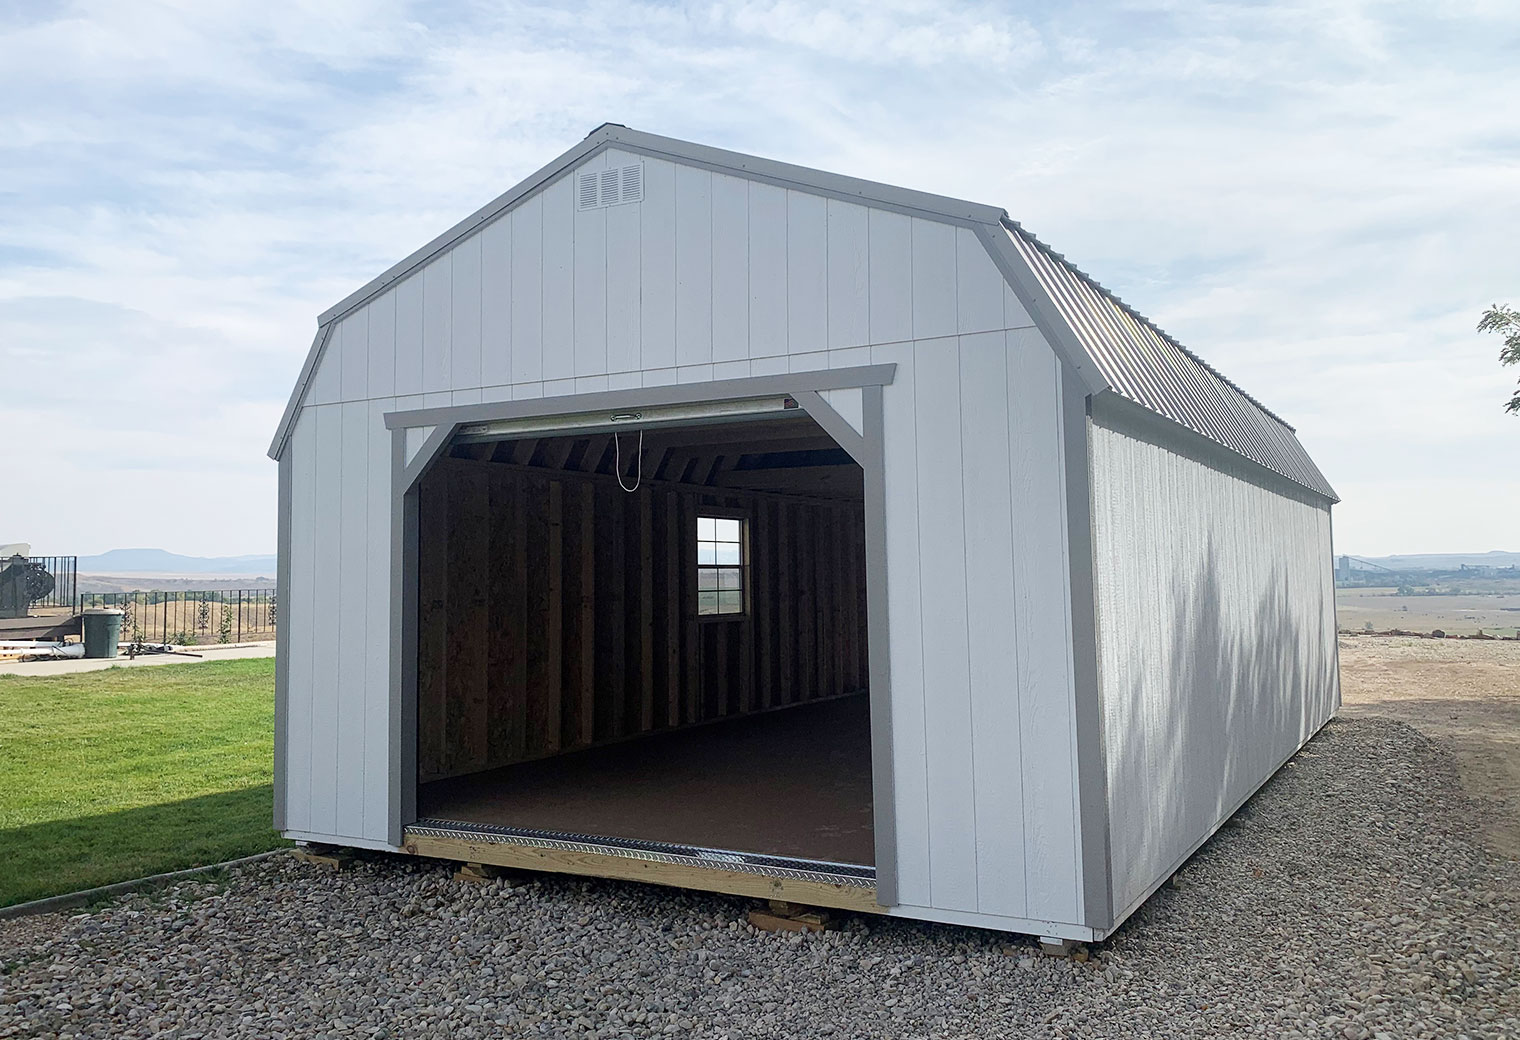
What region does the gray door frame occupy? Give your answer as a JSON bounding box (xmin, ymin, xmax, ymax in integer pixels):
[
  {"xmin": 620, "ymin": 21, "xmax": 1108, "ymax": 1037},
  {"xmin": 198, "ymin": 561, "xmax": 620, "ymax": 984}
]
[{"xmin": 383, "ymin": 364, "xmax": 901, "ymax": 905}]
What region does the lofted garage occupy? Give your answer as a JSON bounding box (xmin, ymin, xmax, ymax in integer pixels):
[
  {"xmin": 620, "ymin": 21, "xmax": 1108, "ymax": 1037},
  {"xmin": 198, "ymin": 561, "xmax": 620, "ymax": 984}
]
[{"xmin": 270, "ymin": 125, "xmax": 1340, "ymax": 943}]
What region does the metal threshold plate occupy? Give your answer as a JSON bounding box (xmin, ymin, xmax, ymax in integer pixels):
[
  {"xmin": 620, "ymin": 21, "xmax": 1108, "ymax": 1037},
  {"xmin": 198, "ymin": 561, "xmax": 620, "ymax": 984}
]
[{"xmin": 408, "ymin": 818, "xmax": 876, "ymax": 888}]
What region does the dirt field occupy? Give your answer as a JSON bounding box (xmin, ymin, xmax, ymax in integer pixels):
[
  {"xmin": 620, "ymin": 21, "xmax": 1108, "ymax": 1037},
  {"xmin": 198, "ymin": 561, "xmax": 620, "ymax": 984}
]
[
  {"xmin": 1339, "ymin": 634, "xmax": 1520, "ymax": 858},
  {"xmin": 1337, "ymin": 587, "xmax": 1520, "ymax": 638}
]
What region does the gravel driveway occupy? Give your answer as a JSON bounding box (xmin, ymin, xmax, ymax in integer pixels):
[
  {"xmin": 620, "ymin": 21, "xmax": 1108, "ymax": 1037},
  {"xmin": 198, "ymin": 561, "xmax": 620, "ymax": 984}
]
[{"xmin": 3, "ymin": 717, "xmax": 1516, "ymax": 1039}]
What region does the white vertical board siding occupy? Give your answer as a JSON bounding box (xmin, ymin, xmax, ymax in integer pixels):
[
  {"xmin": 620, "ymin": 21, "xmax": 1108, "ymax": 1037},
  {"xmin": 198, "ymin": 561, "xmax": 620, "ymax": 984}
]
[
  {"xmin": 282, "ymin": 409, "xmax": 318, "ymax": 833},
  {"xmin": 674, "ymin": 165, "xmax": 713, "ymax": 367},
  {"xmin": 541, "ymin": 176, "xmax": 575, "ymax": 381},
  {"xmin": 480, "ymin": 216, "xmax": 513, "ymax": 388},
  {"xmin": 1090, "ymin": 405, "xmax": 1339, "ymax": 919},
  {"xmin": 1007, "ymin": 333, "xmax": 1083, "ymax": 924},
  {"xmin": 335, "ymin": 402, "xmax": 369, "ymax": 830},
  {"xmin": 451, "ymin": 235, "xmax": 483, "ymax": 390},
  {"xmin": 639, "ymin": 158, "xmax": 677, "ymax": 370},
  {"xmin": 911, "ymin": 335, "xmax": 978, "ymax": 910},
  {"xmin": 958, "ymin": 331, "xmax": 1027, "ymax": 919},
  {"xmin": 511, "ymin": 194, "xmax": 544, "ymax": 383},
  {"xmin": 303, "ymin": 154, "xmax": 1040, "ymax": 409},
  {"xmin": 282, "ymin": 400, "xmax": 395, "ymax": 843},
  {"xmin": 710, "ymin": 174, "xmax": 749, "ymax": 364},
  {"xmin": 367, "ymin": 292, "xmax": 396, "ymax": 399},
  {"xmin": 872, "ymin": 326, "xmax": 1078, "ymax": 921},
  {"xmin": 338, "ymin": 309, "xmax": 368, "ymax": 401},
  {"xmin": 394, "ymin": 275, "xmax": 424, "ymax": 397},
  {"xmin": 307, "ymin": 404, "xmax": 343, "ymax": 834}
]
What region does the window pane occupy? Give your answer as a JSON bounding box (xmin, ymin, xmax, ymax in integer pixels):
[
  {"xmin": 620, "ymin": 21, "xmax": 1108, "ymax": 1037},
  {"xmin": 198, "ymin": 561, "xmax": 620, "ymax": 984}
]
[
  {"xmin": 698, "ymin": 569, "xmax": 718, "ymax": 591},
  {"xmin": 718, "ymin": 590, "xmax": 743, "ymax": 613},
  {"xmin": 698, "ymin": 517, "xmax": 716, "ymax": 540},
  {"xmin": 715, "ymin": 542, "xmax": 741, "ymax": 565},
  {"xmin": 718, "ymin": 567, "xmax": 742, "ymax": 590},
  {"xmin": 716, "ymin": 518, "xmax": 741, "ymax": 542},
  {"xmin": 698, "ymin": 542, "xmax": 717, "ymax": 566},
  {"xmin": 698, "ymin": 591, "xmax": 719, "ymax": 615}
]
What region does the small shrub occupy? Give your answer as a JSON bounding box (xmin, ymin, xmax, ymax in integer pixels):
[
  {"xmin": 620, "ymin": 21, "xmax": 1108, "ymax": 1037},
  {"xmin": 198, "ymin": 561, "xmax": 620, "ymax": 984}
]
[{"xmin": 218, "ymin": 605, "xmax": 234, "ymax": 643}]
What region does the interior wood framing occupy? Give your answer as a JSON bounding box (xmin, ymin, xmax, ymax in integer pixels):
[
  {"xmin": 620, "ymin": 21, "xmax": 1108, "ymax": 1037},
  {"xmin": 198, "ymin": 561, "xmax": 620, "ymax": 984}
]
[{"xmin": 416, "ymin": 416, "xmax": 870, "ymax": 784}]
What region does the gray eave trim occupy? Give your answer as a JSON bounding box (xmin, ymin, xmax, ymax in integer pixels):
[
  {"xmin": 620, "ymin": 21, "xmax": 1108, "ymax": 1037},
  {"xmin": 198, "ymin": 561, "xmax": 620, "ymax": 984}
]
[
  {"xmin": 382, "ymin": 365, "xmax": 898, "ymax": 432},
  {"xmin": 268, "ymin": 324, "xmax": 333, "ymax": 461},
  {"xmin": 1092, "ymin": 390, "xmax": 1339, "ymax": 506},
  {"xmin": 973, "ymin": 223, "xmax": 1110, "ymax": 398}
]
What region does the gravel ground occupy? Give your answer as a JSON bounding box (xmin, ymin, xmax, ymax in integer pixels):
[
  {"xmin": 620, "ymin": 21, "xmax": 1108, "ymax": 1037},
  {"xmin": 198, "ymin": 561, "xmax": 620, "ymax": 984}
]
[{"xmin": 3, "ymin": 717, "xmax": 1517, "ymax": 1039}]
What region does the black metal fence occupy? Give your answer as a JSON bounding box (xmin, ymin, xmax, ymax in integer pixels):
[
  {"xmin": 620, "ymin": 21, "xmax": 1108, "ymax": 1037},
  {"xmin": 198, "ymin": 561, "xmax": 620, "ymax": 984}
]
[
  {"xmin": 1, "ymin": 555, "xmax": 78, "ymax": 610},
  {"xmin": 77, "ymin": 589, "xmax": 277, "ymax": 645}
]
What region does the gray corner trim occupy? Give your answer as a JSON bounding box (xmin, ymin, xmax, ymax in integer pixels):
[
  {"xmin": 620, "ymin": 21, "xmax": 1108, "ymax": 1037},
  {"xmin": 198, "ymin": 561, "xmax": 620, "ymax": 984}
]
[
  {"xmin": 268, "ymin": 323, "xmax": 334, "ymax": 461},
  {"xmin": 973, "ymin": 223, "xmax": 1110, "ymax": 398},
  {"xmin": 389, "ymin": 427, "xmax": 420, "ymax": 846},
  {"xmin": 273, "ymin": 451, "xmax": 292, "ymax": 832},
  {"xmin": 790, "ymin": 389, "xmax": 866, "ymax": 466},
  {"xmin": 382, "ymin": 365, "xmax": 898, "ymax": 431},
  {"xmin": 1328, "ymin": 512, "xmax": 1343, "ymax": 716},
  {"xmin": 1091, "ymin": 391, "xmax": 1338, "ymax": 508},
  {"xmin": 1059, "ymin": 367, "xmax": 1113, "ymax": 932},
  {"xmin": 859, "ymin": 382, "xmax": 898, "ymax": 907}
]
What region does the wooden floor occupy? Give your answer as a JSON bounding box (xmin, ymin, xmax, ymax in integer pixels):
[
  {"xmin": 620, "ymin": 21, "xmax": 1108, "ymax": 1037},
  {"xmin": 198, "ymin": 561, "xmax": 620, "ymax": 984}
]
[{"xmin": 417, "ymin": 693, "xmax": 874, "ymax": 866}]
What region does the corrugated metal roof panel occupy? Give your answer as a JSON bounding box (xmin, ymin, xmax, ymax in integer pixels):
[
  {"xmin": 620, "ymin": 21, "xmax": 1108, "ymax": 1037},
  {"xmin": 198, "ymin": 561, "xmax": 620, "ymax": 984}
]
[{"xmin": 1001, "ymin": 219, "xmax": 1337, "ymax": 501}]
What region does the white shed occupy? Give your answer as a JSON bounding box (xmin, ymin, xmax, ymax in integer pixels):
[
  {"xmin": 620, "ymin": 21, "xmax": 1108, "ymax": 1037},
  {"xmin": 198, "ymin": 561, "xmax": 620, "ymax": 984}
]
[{"xmin": 268, "ymin": 125, "xmax": 1340, "ymax": 944}]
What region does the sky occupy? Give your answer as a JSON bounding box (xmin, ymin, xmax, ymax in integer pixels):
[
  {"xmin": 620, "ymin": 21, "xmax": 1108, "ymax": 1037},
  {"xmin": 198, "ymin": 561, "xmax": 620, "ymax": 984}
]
[{"xmin": 2, "ymin": 0, "xmax": 1516, "ymax": 558}]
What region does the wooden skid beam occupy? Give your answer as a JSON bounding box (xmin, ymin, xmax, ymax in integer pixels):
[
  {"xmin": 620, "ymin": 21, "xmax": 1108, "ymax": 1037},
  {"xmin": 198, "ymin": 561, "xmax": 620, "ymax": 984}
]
[
  {"xmin": 403, "ymin": 832, "xmax": 883, "ymax": 916},
  {"xmin": 293, "ymin": 844, "xmax": 354, "ymax": 871},
  {"xmin": 454, "ymin": 861, "xmax": 513, "ymax": 884}
]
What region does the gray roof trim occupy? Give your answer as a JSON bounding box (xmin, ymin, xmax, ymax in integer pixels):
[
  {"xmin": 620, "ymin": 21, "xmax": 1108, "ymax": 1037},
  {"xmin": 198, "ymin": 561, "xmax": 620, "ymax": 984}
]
[
  {"xmin": 1000, "ymin": 219, "xmax": 1337, "ymax": 502},
  {"xmin": 973, "ymin": 223, "xmax": 1110, "ymax": 397},
  {"xmin": 267, "ymin": 324, "xmax": 332, "ymax": 460}
]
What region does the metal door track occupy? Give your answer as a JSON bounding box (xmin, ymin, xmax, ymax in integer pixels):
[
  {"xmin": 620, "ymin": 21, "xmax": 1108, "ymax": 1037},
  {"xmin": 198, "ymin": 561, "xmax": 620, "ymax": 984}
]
[{"xmin": 408, "ymin": 818, "xmax": 876, "ymax": 888}]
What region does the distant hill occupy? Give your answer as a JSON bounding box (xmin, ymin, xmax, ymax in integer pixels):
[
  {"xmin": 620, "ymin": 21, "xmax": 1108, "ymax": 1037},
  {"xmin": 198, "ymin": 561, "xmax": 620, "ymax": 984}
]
[
  {"xmin": 79, "ymin": 548, "xmax": 277, "ymax": 576},
  {"xmin": 1342, "ymin": 550, "xmax": 1520, "ymax": 572}
]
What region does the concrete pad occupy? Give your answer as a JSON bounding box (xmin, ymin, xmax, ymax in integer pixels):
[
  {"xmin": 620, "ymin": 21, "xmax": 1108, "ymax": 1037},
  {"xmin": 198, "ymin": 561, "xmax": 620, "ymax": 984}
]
[{"xmin": 0, "ymin": 640, "xmax": 277, "ymax": 677}]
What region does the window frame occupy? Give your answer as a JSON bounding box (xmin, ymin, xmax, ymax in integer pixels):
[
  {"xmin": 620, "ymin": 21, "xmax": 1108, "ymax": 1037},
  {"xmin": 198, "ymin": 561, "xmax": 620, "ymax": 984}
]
[{"xmin": 695, "ymin": 508, "xmax": 750, "ymax": 621}]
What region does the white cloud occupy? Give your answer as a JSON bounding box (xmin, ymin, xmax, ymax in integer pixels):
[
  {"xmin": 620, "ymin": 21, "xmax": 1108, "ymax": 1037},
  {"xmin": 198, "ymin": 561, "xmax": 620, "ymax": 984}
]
[{"xmin": 1, "ymin": 0, "xmax": 1516, "ymax": 555}]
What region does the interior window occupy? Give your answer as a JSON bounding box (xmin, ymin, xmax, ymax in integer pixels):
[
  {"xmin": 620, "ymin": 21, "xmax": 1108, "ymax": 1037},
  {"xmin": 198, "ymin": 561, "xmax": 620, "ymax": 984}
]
[{"xmin": 697, "ymin": 515, "xmax": 746, "ymax": 616}]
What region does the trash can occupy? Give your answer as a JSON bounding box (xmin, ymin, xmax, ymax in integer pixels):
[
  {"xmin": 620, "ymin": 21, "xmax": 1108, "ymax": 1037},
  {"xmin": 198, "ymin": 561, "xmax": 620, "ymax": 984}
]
[{"xmin": 81, "ymin": 607, "xmax": 124, "ymax": 659}]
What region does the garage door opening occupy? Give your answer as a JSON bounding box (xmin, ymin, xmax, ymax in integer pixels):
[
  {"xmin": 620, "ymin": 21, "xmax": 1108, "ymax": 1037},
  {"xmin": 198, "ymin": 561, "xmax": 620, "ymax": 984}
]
[{"xmin": 408, "ymin": 406, "xmax": 874, "ymax": 879}]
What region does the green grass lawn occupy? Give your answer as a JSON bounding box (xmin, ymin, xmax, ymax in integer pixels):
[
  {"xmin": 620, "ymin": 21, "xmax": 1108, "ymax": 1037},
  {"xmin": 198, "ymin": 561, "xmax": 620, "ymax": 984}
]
[{"xmin": 0, "ymin": 658, "xmax": 285, "ymax": 907}]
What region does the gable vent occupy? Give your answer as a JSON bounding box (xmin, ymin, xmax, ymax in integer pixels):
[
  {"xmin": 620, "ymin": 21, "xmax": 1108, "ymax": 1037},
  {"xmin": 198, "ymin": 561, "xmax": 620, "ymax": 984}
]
[{"xmin": 576, "ymin": 164, "xmax": 645, "ymax": 211}]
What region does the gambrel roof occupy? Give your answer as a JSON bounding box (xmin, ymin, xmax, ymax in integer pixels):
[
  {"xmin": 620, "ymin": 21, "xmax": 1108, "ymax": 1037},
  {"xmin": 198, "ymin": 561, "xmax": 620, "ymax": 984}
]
[{"xmin": 270, "ymin": 124, "xmax": 1335, "ymax": 502}]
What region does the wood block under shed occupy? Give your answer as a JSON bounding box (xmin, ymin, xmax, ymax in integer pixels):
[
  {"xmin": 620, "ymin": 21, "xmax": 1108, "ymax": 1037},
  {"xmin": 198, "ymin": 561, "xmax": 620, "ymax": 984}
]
[
  {"xmin": 454, "ymin": 861, "xmax": 512, "ymax": 884},
  {"xmin": 748, "ymin": 902, "xmax": 831, "ymax": 933},
  {"xmin": 1038, "ymin": 937, "xmax": 1089, "ymax": 961},
  {"xmin": 292, "ymin": 844, "xmax": 354, "ymax": 871}
]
